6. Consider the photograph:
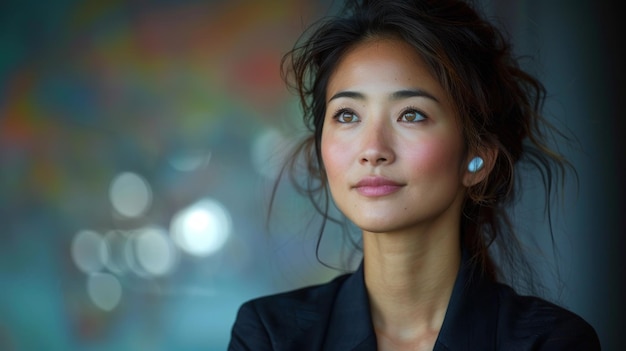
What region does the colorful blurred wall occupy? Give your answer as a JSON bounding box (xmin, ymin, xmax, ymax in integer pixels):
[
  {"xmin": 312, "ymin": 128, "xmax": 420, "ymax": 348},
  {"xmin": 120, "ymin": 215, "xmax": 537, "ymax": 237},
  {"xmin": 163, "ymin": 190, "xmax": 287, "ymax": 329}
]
[{"xmin": 0, "ymin": 0, "xmax": 623, "ymax": 350}]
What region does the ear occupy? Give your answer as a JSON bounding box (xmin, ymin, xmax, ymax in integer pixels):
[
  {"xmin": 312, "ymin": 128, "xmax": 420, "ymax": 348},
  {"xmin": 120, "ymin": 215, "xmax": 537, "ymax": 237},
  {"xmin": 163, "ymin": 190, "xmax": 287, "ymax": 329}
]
[{"xmin": 462, "ymin": 146, "xmax": 498, "ymax": 187}]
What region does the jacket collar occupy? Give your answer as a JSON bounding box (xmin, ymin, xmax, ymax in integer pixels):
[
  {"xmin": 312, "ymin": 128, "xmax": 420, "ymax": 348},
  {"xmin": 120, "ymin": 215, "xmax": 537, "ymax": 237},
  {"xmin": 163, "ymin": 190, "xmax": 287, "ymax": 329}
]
[
  {"xmin": 322, "ymin": 262, "xmax": 377, "ymax": 350},
  {"xmin": 434, "ymin": 253, "xmax": 500, "ymax": 350},
  {"xmin": 317, "ymin": 250, "xmax": 500, "ymax": 351}
]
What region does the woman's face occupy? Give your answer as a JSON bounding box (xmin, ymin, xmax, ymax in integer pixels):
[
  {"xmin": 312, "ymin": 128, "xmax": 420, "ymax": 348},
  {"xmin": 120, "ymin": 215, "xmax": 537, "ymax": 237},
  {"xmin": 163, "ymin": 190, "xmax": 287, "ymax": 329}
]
[{"xmin": 321, "ymin": 38, "xmax": 474, "ymax": 235}]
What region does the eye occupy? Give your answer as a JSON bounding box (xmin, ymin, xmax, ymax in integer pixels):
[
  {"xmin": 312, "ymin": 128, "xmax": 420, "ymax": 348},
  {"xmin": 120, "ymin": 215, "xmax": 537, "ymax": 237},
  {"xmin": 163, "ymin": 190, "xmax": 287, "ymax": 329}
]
[
  {"xmin": 399, "ymin": 109, "xmax": 426, "ymax": 122},
  {"xmin": 335, "ymin": 109, "xmax": 360, "ymax": 123}
]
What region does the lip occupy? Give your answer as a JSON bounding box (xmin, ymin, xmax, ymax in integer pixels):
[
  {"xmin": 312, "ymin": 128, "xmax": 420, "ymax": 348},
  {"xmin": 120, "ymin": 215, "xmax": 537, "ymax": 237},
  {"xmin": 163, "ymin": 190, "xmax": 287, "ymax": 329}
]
[{"xmin": 353, "ymin": 176, "xmax": 404, "ymax": 197}]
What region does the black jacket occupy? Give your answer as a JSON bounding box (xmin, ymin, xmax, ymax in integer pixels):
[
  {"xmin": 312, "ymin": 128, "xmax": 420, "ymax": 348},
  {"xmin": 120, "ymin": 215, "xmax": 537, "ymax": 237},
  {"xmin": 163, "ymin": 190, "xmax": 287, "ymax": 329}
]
[{"xmin": 228, "ymin": 254, "xmax": 600, "ymax": 350}]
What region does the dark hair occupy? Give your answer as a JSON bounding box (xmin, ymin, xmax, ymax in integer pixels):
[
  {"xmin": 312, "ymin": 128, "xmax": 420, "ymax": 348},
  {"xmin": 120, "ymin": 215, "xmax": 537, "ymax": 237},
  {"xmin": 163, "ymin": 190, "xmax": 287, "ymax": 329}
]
[{"xmin": 275, "ymin": 0, "xmax": 574, "ymax": 293}]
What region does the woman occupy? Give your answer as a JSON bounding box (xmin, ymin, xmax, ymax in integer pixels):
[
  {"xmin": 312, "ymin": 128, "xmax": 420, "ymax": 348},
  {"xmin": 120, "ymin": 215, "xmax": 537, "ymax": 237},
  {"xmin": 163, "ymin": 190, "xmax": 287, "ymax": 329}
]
[{"xmin": 229, "ymin": 0, "xmax": 600, "ymax": 349}]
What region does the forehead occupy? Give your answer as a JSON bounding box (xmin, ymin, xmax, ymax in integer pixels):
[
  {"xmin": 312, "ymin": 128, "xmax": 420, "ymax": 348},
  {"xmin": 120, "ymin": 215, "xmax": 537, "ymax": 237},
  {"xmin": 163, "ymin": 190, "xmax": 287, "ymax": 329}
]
[{"xmin": 326, "ymin": 38, "xmax": 450, "ymax": 104}]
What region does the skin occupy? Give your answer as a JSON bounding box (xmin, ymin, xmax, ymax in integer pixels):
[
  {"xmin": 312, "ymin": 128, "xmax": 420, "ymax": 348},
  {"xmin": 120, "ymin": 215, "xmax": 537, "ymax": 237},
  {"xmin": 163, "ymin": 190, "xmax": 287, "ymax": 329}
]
[{"xmin": 321, "ymin": 37, "xmax": 491, "ymax": 350}]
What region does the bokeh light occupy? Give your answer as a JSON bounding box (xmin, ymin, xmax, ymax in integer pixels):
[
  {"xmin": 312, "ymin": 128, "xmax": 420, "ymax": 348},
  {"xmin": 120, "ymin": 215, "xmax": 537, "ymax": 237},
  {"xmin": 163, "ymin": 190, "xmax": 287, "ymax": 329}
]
[
  {"xmin": 87, "ymin": 272, "xmax": 123, "ymax": 311},
  {"xmin": 168, "ymin": 149, "xmax": 212, "ymax": 172},
  {"xmin": 132, "ymin": 226, "xmax": 178, "ymax": 276},
  {"xmin": 109, "ymin": 172, "xmax": 153, "ymax": 218},
  {"xmin": 71, "ymin": 229, "xmax": 106, "ymax": 274},
  {"xmin": 170, "ymin": 198, "xmax": 232, "ymax": 257},
  {"xmin": 251, "ymin": 128, "xmax": 289, "ymax": 179},
  {"xmin": 102, "ymin": 230, "xmax": 129, "ymax": 275}
]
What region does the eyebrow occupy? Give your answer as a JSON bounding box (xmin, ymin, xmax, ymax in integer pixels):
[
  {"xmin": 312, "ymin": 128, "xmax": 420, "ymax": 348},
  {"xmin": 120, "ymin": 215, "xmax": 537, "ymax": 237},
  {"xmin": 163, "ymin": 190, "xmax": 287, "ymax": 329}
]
[{"xmin": 328, "ymin": 89, "xmax": 439, "ymax": 103}]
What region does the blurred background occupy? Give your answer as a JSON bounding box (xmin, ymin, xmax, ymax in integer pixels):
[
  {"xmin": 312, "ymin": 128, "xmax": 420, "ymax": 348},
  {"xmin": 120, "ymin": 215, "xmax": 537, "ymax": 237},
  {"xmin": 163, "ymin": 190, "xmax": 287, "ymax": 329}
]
[{"xmin": 0, "ymin": 0, "xmax": 623, "ymax": 350}]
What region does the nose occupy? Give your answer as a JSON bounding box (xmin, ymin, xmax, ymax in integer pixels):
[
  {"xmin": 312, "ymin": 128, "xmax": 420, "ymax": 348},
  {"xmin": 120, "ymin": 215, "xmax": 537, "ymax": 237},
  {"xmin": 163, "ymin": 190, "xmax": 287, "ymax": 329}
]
[{"xmin": 359, "ymin": 122, "xmax": 395, "ymax": 166}]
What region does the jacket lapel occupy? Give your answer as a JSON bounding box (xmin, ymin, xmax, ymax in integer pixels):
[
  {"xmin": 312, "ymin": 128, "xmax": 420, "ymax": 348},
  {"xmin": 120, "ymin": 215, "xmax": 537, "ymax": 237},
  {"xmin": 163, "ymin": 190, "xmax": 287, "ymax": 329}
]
[
  {"xmin": 323, "ymin": 262, "xmax": 377, "ymax": 350},
  {"xmin": 434, "ymin": 253, "xmax": 500, "ymax": 350},
  {"xmin": 284, "ymin": 278, "xmax": 344, "ymax": 351},
  {"xmin": 281, "ymin": 268, "xmax": 374, "ymax": 351}
]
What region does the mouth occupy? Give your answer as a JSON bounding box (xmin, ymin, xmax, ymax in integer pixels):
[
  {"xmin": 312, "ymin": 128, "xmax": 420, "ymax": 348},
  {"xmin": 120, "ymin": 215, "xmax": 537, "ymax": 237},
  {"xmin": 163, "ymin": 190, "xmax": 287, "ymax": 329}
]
[{"xmin": 353, "ymin": 176, "xmax": 404, "ymax": 197}]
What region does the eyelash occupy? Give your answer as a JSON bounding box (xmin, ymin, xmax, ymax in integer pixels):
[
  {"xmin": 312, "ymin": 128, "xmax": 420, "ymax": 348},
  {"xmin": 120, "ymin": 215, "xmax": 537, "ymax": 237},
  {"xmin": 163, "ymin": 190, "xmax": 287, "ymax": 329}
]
[{"xmin": 331, "ymin": 106, "xmax": 428, "ymax": 123}]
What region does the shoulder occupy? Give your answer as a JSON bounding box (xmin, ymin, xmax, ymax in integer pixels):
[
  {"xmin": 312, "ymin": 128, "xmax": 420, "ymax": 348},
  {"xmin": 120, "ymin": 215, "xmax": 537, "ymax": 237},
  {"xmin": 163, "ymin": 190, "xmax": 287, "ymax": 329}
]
[
  {"xmin": 250, "ymin": 272, "xmax": 351, "ymax": 311},
  {"xmin": 239, "ymin": 272, "xmax": 351, "ymax": 328},
  {"xmin": 228, "ymin": 273, "xmax": 351, "ymax": 351},
  {"xmin": 495, "ymin": 283, "xmax": 601, "ymax": 350}
]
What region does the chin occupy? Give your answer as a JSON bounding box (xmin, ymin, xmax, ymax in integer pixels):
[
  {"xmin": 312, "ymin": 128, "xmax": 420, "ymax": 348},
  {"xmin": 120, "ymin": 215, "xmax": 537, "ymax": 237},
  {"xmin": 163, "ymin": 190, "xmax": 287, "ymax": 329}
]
[{"xmin": 352, "ymin": 218, "xmax": 404, "ymax": 234}]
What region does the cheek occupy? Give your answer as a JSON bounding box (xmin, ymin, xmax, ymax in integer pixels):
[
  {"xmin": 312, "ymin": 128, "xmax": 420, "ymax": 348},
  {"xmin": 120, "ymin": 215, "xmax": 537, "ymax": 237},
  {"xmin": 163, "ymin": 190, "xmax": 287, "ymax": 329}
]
[
  {"xmin": 321, "ymin": 134, "xmax": 350, "ymax": 180},
  {"xmin": 404, "ymin": 136, "xmax": 464, "ymax": 176}
]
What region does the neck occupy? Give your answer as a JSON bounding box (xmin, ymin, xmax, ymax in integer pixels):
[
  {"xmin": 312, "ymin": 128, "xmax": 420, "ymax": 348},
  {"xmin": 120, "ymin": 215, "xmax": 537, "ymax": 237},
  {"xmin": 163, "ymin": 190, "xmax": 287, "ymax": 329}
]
[{"xmin": 363, "ymin": 228, "xmax": 461, "ymax": 341}]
